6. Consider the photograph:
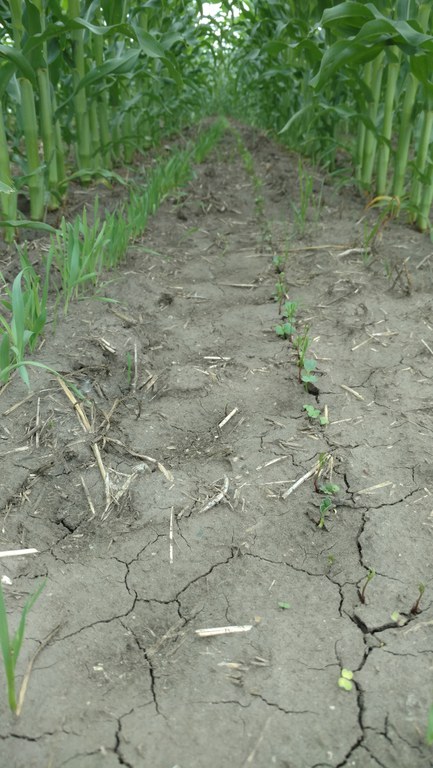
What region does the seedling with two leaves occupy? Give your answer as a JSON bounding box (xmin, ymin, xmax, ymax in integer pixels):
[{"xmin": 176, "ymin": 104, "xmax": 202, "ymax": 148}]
[
  {"xmin": 338, "ymin": 668, "xmax": 354, "ymax": 692},
  {"xmin": 303, "ymin": 403, "xmax": 328, "ymax": 426}
]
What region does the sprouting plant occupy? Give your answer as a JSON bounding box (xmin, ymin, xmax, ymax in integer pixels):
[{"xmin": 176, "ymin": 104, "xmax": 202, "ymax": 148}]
[
  {"xmin": 410, "ymin": 583, "xmax": 425, "ymax": 615},
  {"xmin": 291, "ymin": 159, "xmax": 314, "ymax": 236},
  {"xmin": 390, "ymin": 610, "xmax": 405, "ymax": 627},
  {"xmin": 303, "ymin": 403, "xmax": 328, "ymax": 425},
  {"xmin": 275, "ymin": 320, "xmax": 296, "ymax": 339},
  {"xmin": 274, "ymin": 273, "xmax": 288, "ymax": 311},
  {"xmin": 275, "ymin": 300, "xmax": 298, "ymax": 339},
  {"xmin": 273, "ymin": 253, "xmax": 285, "ymax": 274},
  {"xmin": 293, "ymin": 326, "xmax": 318, "ymax": 387},
  {"xmin": 50, "ymin": 204, "xmax": 107, "ymax": 313},
  {"xmin": 0, "ymin": 262, "xmax": 50, "ymax": 386},
  {"xmin": 338, "ymin": 668, "xmax": 354, "ymax": 692},
  {"xmin": 359, "ymin": 568, "xmax": 376, "ymax": 604},
  {"xmin": 318, "ymin": 496, "xmax": 333, "ymax": 528},
  {"xmin": 282, "ymin": 300, "xmax": 297, "ymax": 321},
  {"xmin": 0, "ymin": 578, "xmax": 46, "ymax": 714},
  {"xmin": 316, "ymin": 479, "xmax": 339, "ymax": 528}
]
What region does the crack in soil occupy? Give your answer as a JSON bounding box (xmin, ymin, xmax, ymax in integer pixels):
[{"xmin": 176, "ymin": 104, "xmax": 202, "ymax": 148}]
[
  {"xmin": 113, "ymin": 710, "xmax": 135, "ymax": 767},
  {"xmin": 250, "ymin": 690, "xmax": 317, "ymax": 716}
]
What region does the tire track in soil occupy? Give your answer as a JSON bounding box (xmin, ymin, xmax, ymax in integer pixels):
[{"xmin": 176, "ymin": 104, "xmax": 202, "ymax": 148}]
[{"xmin": 0, "ymin": 123, "xmax": 432, "ymax": 768}]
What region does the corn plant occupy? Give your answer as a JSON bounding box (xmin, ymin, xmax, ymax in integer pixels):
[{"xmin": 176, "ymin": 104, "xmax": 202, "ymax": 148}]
[
  {"xmin": 311, "ymin": 2, "xmax": 433, "ymax": 228},
  {"xmin": 0, "ymin": 578, "xmax": 46, "ymax": 714},
  {"xmin": 0, "ymin": 0, "xmax": 221, "ymax": 228}
]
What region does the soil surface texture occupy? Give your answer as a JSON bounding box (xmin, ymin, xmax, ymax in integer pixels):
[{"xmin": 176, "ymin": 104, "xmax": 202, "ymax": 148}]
[{"xmin": 1, "ymin": 124, "xmax": 433, "ymax": 768}]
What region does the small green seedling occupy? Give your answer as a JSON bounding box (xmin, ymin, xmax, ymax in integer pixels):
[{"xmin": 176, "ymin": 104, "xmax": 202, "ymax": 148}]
[
  {"xmin": 0, "ymin": 578, "xmax": 46, "ymax": 714},
  {"xmin": 294, "ymin": 327, "xmax": 318, "ymax": 387},
  {"xmin": 359, "ymin": 568, "xmax": 376, "ymax": 604},
  {"xmin": 274, "ymin": 273, "xmax": 288, "ymax": 311},
  {"xmin": 275, "ymin": 321, "xmax": 296, "ymax": 339},
  {"xmin": 426, "ymin": 703, "xmax": 433, "ymax": 746},
  {"xmin": 338, "ymin": 668, "xmax": 354, "ymax": 691},
  {"xmin": 278, "ymin": 602, "xmax": 290, "ymax": 610},
  {"xmin": 282, "ymin": 300, "xmax": 297, "ymax": 322},
  {"xmin": 303, "ymin": 404, "xmax": 328, "ymax": 426},
  {"xmin": 319, "ymin": 482, "xmax": 340, "ymax": 495},
  {"xmin": 316, "ymin": 482, "xmax": 339, "ymax": 528},
  {"xmin": 390, "ymin": 610, "xmax": 406, "ymax": 627},
  {"xmin": 273, "ymin": 253, "xmax": 285, "ymax": 274},
  {"xmin": 318, "ymin": 497, "xmax": 333, "ymax": 528},
  {"xmin": 410, "ymin": 583, "xmax": 425, "ymax": 615},
  {"xmin": 301, "ymin": 358, "xmax": 317, "ymax": 386}
]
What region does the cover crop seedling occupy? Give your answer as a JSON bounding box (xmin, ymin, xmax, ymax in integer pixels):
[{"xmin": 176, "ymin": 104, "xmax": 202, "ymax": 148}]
[
  {"xmin": 316, "ymin": 481, "xmax": 339, "ymax": 529},
  {"xmin": 294, "ymin": 327, "xmax": 318, "ymax": 388},
  {"xmin": 0, "ymin": 579, "xmax": 46, "ymax": 714},
  {"xmin": 303, "ymin": 404, "xmax": 328, "ymax": 426},
  {"xmin": 275, "ymin": 300, "xmax": 298, "ymax": 339},
  {"xmin": 410, "ymin": 583, "xmax": 425, "ymax": 615},
  {"xmin": 338, "ymin": 668, "xmax": 354, "ymax": 692},
  {"xmin": 359, "ymin": 569, "xmax": 376, "ymax": 605}
]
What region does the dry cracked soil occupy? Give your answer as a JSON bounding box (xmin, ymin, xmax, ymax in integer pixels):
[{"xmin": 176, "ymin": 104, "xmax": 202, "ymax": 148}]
[{"xmin": 1, "ymin": 123, "xmax": 433, "ymax": 768}]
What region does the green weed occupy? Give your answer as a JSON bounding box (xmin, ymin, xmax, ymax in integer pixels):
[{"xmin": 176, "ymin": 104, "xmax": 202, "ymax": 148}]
[
  {"xmin": 0, "ymin": 260, "xmax": 50, "ymax": 386},
  {"xmin": 0, "ymin": 578, "xmax": 46, "ymax": 714},
  {"xmin": 193, "ymin": 116, "xmax": 228, "ymax": 163},
  {"xmin": 291, "ymin": 159, "xmax": 314, "ymax": 236},
  {"xmin": 50, "ymin": 205, "xmax": 107, "ymax": 313}
]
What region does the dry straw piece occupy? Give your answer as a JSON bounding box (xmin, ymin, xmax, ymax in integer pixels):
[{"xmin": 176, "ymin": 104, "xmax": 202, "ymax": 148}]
[{"xmin": 195, "ymin": 625, "xmax": 253, "ymax": 638}]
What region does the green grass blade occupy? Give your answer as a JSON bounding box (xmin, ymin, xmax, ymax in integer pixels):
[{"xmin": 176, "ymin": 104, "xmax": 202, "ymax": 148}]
[{"xmin": 0, "ymin": 581, "xmax": 17, "ymax": 712}]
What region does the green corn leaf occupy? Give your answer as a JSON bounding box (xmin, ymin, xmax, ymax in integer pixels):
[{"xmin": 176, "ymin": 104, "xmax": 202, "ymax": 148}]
[
  {"xmin": 0, "ymin": 334, "xmax": 10, "ymax": 379},
  {"xmin": 11, "ymin": 271, "xmax": 25, "ymax": 354},
  {"xmin": 74, "ymin": 50, "xmax": 141, "ymax": 93},
  {"xmin": 0, "ymin": 45, "xmax": 36, "ymax": 85},
  {"xmin": 0, "ymin": 220, "xmax": 57, "ymax": 232},
  {"xmin": 11, "ymin": 580, "xmax": 46, "ymax": 665},
  {"xmin": 0, "ymin": 581, "xmax": 15, "ymax": 710},
  {"xmin": 0, "ymin": 180, "xmax": 14, "ymax": 194},
  {"xmin": 134, "ymin": 27, "xmax": 167, "ymax": 59}
]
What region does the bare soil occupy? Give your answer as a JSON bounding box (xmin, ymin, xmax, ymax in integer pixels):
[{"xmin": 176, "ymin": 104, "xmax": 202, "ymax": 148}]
[{"xmin": 1, "ymin": 123, "xmax": 433, "ymax": 768}]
